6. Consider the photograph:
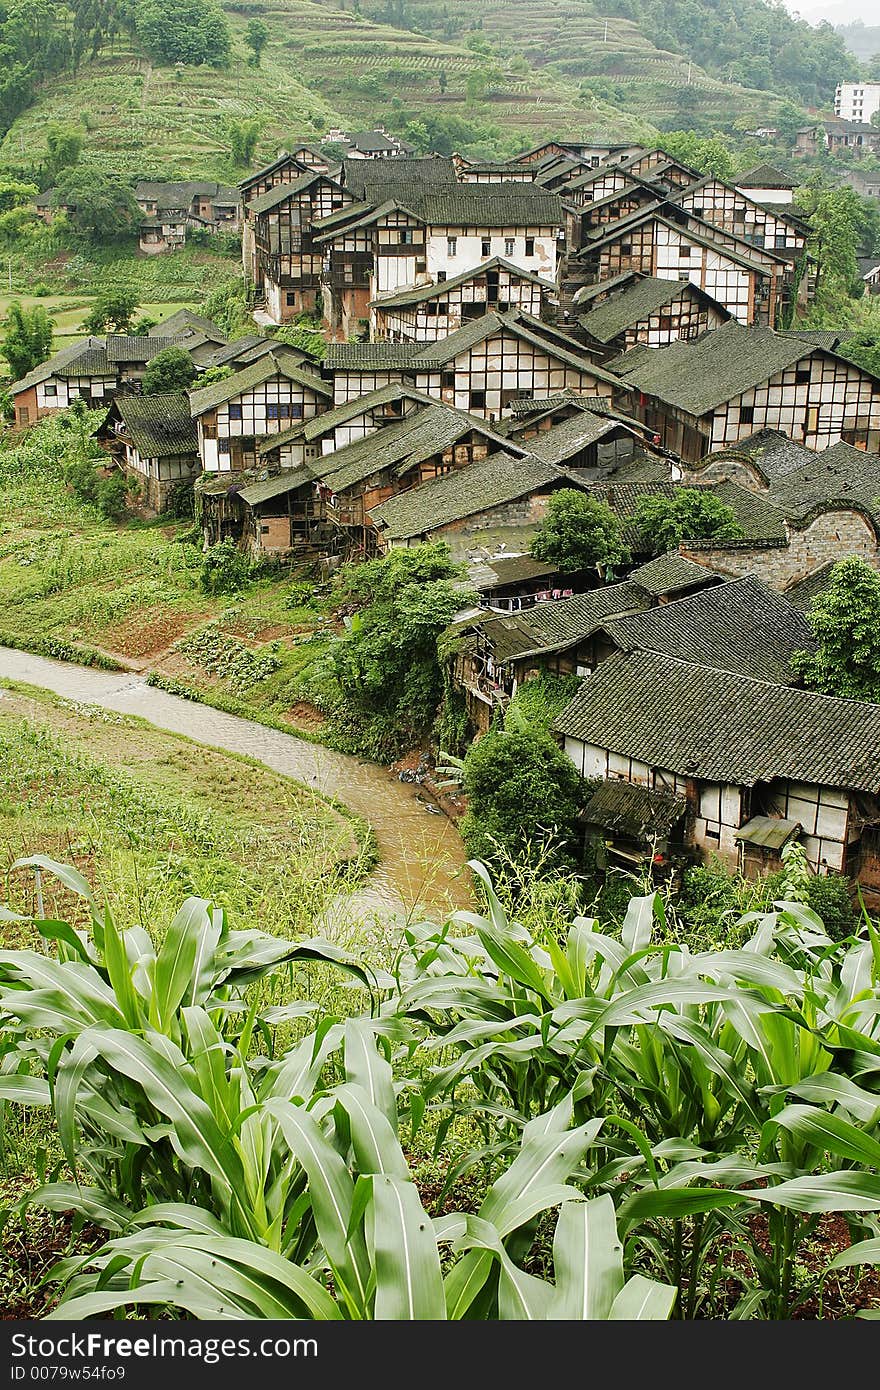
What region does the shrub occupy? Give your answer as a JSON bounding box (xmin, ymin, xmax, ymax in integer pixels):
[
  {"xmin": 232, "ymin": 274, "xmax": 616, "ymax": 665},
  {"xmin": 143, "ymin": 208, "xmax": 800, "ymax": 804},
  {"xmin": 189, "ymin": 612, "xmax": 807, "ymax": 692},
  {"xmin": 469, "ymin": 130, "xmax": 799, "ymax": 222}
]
[{"xmin": 199, "ymin": 537, "xmax": 250, "ymax": 594}]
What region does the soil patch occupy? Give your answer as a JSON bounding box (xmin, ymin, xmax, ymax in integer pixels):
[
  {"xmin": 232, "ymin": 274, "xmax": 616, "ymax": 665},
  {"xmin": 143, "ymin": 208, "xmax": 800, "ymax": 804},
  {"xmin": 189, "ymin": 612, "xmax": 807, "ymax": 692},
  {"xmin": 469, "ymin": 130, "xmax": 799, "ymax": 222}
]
[
  {"xmin": 281, "ymin": 700, "xmax": 328, "ymax": 732},
  {"xmin": 99, "ymin": 608, "xmax": 211, "ymax": 660}
]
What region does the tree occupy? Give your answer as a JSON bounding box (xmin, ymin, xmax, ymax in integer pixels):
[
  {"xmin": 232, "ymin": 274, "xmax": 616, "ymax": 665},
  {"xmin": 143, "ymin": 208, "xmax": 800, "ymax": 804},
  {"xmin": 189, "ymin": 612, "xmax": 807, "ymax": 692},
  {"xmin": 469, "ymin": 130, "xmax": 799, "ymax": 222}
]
[
  {"xmin": 142, "ymin": 346, "xmax": 197, "ymax": 395},
  {"xmin": 83, "ymin": 287, "xmax": 139, "ymax": 334},
  {"xmin": 332, "ymin": 543, "xmax": 469, "ymax": 747},
  {"xmin": 227, "ymin": 119, "xmax": 261, "ymax": 166},
  {"xmin": 54, "ymin": 169, "xmax": 139, "ymax": 242},
  {"xmin": 461, "ymin": 725, "xmax": 585, "ymax": 868},
  {"xmin": 633, "ymin": 489, "xmax": 744, "ymax": 554},
  {"xmin": 530, "ymin": 490, "xmax": 630, "ymax": 576},
  {"xmin": 2, "ymin": 301, "xmax": 52, "ymax": 380},
  {"xmin": 791, "ymin": 556, "xmax": 880, "ymax": 702},
  {"xmin": 136, "ymin": 0, "xmax": 231, "ymax": 65},
  {"xmin": 795, "ymin": 178, "xmax": 865, "ymax": 312},
  {"xmin": 203, "ymin": 276, "xmax": 251, "ymax": 336},
  {"xmin": 44, "ymin": 123, "xmax": 82, "ymax": 180},
  {"xmin": 0, "ymin": 177, "xmax": 38, "ymax": 212},
  {"xmin": 659, "ymin": 132, "xmax": 735, "ymax": 181},
  {"xmin": 244, "ymin": 17, "xmax": 268, "ymax": 65}
]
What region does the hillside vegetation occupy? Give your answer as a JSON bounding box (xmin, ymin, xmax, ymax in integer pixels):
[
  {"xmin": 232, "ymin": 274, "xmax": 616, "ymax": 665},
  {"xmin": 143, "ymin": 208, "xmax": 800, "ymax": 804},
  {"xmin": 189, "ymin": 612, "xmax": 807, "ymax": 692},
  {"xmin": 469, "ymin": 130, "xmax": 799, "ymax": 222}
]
[{"xmin": 0, "ymin": 0, "xmax": 804, "ymax": 180}]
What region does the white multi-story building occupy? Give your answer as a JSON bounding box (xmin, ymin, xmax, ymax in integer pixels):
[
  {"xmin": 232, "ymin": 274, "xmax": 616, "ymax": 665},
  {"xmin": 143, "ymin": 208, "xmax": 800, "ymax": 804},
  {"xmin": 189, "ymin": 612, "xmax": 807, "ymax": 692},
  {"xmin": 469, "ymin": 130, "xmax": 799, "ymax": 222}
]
[{"xmin": 834, "ymin": 81, "xmax": 880, "ymax": 125}]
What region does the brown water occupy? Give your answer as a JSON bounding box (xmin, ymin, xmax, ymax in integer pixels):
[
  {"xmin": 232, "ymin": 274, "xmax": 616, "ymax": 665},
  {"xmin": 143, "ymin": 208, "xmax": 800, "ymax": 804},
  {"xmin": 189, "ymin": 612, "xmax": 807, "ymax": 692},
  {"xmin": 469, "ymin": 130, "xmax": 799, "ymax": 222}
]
[{"xmin": 0, "ymin": 647, "xmax": 473, "ymax": 923}]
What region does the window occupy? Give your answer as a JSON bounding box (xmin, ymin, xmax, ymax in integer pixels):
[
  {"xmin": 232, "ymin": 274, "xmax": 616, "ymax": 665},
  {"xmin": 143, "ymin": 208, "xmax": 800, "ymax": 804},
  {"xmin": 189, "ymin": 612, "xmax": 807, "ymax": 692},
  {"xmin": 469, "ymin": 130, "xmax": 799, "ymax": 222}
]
[
  {"xmin": 415, "ymin": 259, "xmax": 427, "ymax": 273},
  {"xmin": 804, "ymin": 407, "xmax": 819, "ymax": 434},
  {"xmin": 525, "ymin": 237, "xmax": 534, "ymax": 256},
  {"xmin": 470, "ymin": 389, "xmax": 486, "ymax": 409},
  {"xmin": 620, "ymin": 242, "xmax": 632, "ymax": 255},
  {"xmin": 218, "ymin": 438, "xmax": 230, "ymax": 454},
  {"xmin": 267, "ymin": 404, "xmax": 280, "ymax": 420},
  {"xmin": 504, "ymin": 237, "xmax": 515, "ymax": 257},
  {"xmin": 286, "ymin": 292, "xmax": 297, "ymax": 307},
  {"xmin": 679, "ymin": 246, "xmax": 691, "ymax": 258},
  {"xmin": 17, "ymin": 406, "xmax": 29, "ymax": 425},
  {"xmin": 481, "ymin": 237, "xmax": 491, "ymax": 256},
  {"xmin": 436, "ymin": 270, "xmax": 447, "ymax": 282},
  {"xmin": 447, "ymin": 237, "xmax": 457, "ymax": 257},
  {"xmin": 692, "ymin": 205, "xmax": 703, "ymax": 217},
  {"xmin": 440, "ymin": 371, "xmax": 455, "ymax": 389},
  {"xmin": 43, "ymin": 383, "xmax": 57, "ymax": 397},
  {"xmin": 229, "ymin": 404, "xmax": 243, "ymax": 421},
  {"xmin": 740, "ymin": 405, "xmax": 754, "ymax": 424},
  {"xmin": 795, "ymin": 367, "xmax": 811, "ymax": 384}
]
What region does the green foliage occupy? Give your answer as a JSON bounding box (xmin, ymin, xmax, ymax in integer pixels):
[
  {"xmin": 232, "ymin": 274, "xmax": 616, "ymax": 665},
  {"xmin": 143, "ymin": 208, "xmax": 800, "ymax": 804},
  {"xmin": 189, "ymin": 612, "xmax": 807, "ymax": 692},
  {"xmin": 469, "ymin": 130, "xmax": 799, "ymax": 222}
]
[
  {"xmin": 244, "ymin": 17, "xmax": 269, "ymax": 64},
  {"xmin": 54, "ymin": 168, "xmax": 140, "ymax": 243},
  {"xmin": 0, "ymin": 177, "xmax": 38, "ymax": 213},
  {"xmin": 197, "ymin": 364, "xmax": 234, "ymax": 386},
  {"xmin": 82, "ymin": 285, "xmax": 139, "ymax": 334},
  {"xmin": 135, "ymin": 0, "xmax": 231, "ymax": 67},
  {"xmin": 141, "ymin": 345, "xmax": 197, "ymax": 395},
  {"xmin": 795, "ymin": 179, "xmax": 865, "ymax": 312},
  {"xmin": 659, "ymin": 132, "xmax": 736, "ymax": 180},
  {"xmin": 199, "ymin": 538, "xmax": 251, "ymax": 596},
  {"xmin": 330, "ymin": 543, "xmax": 468, "ymax": 754},
  {"xmin": 633, "ymin": 489, "xmax": 744, "ymax": 554},
  {"xmin": 227, "ymin": 118, "xmax": 261, "ymax": 166},
  {"xmin": 44, "ymin": 122, "xmax": 82, "ymax": 180},
  {"xmin": 202, "ymin": 276, "xmax": 251, "ymax": 337},
  {"xmin": 530, "ymin": 490, "xmax": 630, "ymax": 575},
  {"xmin": 461, "ymin": 725, "xmax": 585, "ymax": 869},
  {"xmin": 275, "ymin": 317, "xmax": 325, "ymax": 360},
  {"xmin": 503, "ymin": 672, "xmax": 582, "ymax": 737},
  {"xmin": 791, "ymin": 556, "xmax": 880, "ymax": 702},
  {"xmin": 2, "ymin": 300, "xmax": 53, "ymax": 379}
]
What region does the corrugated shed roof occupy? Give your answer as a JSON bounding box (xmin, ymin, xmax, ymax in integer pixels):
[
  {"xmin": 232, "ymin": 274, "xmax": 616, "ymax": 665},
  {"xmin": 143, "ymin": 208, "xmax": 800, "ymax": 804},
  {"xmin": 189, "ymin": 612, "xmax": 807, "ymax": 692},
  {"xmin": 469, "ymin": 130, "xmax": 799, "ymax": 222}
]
[
  {"xmin": 371, "ymin": 451, "xmax": 569, "ymax": 540},
  {"xmin": 582, "ymin": 779, "xmax": 687, "ymax": 839},
  {"xmin": 115, "ymin": 391, "xmax": 198, "ymax": 457},
  {"xmin": 553, "ymin": 650, "xmax": 880, "ymax": 792},
  {"xmin": 603, "ymin": 575, "xmax": 815, "ymax": 684},
  {"xmin": 606, "ymin": 322, "xmax": 828, "ymax": 416}
]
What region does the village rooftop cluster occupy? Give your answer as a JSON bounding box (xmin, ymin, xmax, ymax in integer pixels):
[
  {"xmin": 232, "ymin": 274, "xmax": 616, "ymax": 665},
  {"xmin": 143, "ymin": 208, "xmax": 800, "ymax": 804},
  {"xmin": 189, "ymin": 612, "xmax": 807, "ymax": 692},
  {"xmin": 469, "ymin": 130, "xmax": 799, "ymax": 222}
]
[{"xmin": 10, "ymin": 133, "xmax": 880, "ymax": 898}]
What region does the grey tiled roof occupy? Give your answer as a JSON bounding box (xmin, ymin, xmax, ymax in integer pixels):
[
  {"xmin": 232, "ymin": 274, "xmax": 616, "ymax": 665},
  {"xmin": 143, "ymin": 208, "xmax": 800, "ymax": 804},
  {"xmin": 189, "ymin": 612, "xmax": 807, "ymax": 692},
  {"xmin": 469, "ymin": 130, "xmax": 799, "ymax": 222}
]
[
  {"xmin": 10, "ymin": 337, "xmax": 110, "ymax": 393},
  {"xmin": 371, "ymin": 451, "xmax": 569, "ymax": 540},
  {"xmin": 370, "ymin": 257, "xmax": 552, "ymax": 308},
  {"xmin": 114, "ymin": 392, "xmax": 198, "ymax": 458},
  {"xmin": 765, "ymin": 442, "xmax": 880, "ymax": 528},
  {"xmin": 782, "ymin": 562, "xmax": 837, "ymax": 611},
  {"xmin": 735, "ymin": 164, "xmax": 797, "ymax": 189},
  {"xmin": 149, "ymin": 310, "xmax": 226, "ymax": 343},
  {"xmin": 607, "ymin": 322, "xmax": 840, "ymax": 417},
  {"xmin": 322, "ymin": 340, "xmax": 424, "ymax": 370},
  {"xmin": 342, "ymin": 181, "xmax": 565, "ymax": 230},
  {"xmin": 105, "ymin": 335, "xmax": 188, "ymax": 364},
  {"xmin": 581, "ymin": 779, "xmax": 687, "ymax": 839},
  {"xmin": 578, "ymin": 276, "xmax": 727, "ymax": 344},
  {"xmin": 585, "ymin": 479, "xmax": 788, "ymax": 545},
  {"xmin": 187, "ymin": 353, "xmax": 331, "ymax": 414},
  {"xmin": 247, "ymin": 171, "xmax": 343, "ymax": 215},
  {"xmin": 476, "ymin": 579, "xmax": 652, "ymax": 663},
  {"xmin": 628, "ymin": 552, "xmax": 722, "ymax": 597},
  {"xmin": 553, "ymin": 650, "xmax": 880, "ymax": 792},
  {"xmin": 603, "ymin": 575, "xmax": 815, "ymax": 684},
  {"xmin": 526, "ymin": 410, "xmax": 634, "ymax": 464}
]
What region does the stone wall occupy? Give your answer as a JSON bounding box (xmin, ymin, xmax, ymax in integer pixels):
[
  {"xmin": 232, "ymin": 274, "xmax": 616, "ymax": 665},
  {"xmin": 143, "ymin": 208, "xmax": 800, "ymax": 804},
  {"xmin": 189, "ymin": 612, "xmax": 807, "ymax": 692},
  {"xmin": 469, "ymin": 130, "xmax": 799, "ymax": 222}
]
[{"xmin": 680, "ymin": 510, "xmax": 879, "ymax": 589}]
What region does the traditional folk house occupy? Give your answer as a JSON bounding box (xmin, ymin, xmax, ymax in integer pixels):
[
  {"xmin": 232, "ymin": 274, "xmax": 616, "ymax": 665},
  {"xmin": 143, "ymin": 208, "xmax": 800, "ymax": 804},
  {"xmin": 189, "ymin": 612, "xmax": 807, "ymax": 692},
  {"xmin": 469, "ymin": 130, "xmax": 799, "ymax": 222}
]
[
  {"xmin": 324, "ymin": 311, "xmax": 621, "ymax": 421},
  {"xmin": 575, "ymin": 274, "xmax": 730, "ymax": 358},
  {"xmin": 187, "ymin": 352, "xmax": 332, "ymax": 473},
  {"xmin": 734, "ymin": 164, "xmax": 797, "ymax": 207},
  {"xmin": 455, "ymin": 160, "xmax": 537, "ymax": 184},
  {"xmin": 370, "ymin": 451, "xmax": 590, "ymax": 566},
  {"xmin": 135, "ymin": 180, "xmax": 240, "ymax": 253},
  {"xmin": 608, "ymin": 320, "xmax": 880, "ymax": 460},
  {"xmin": 104, "ymin": 335, "xmax": 195, "ymax": 389},
  {"xmin": 517, "ymin": 405, "xmax": 668, "ymax": 478},
  {"xmin": 146, "ymin": 310, "xmax": 228, "ymax": 368},
  {"xmin": 627, "ymin": 551, "xmax": 724, "ymax": 602},
  {"xmin": 207, "ymin": 403, "xmax": 517, "ymax": 561},
  {"xmin": 314, "ymin": 183, "xmax": 565, "ymax": 340},
  {"xmin": 576, "ymin": 205, "xmax": 791, "ymax": 325},
  {"xmin": 554, "ymin": 650, "xmax": 880, "ymax": 893},
  {"xmin": 9, "ymin": 338, "xmax": 117, "ymax": 426},
  {"xmin": 100, "ymin": 392, "xmax": 199, "ymax": 513},
  {"xmin": 258, "ymin": 384, "xmax": 438, "ymax": 469},
  {"xmin": 672, "ymin": 177, "xmax": 806, "ymax": 254},
  {"xmin": 248, "ymin": 171, "xmax": 353, "ymax": 321},
  {"xmin": 240, "ymin": 152, "xmax": 311, "ymax": 204},
  {"xmin": 468, "ymin": 553, "xmax": 567, "ymax": 611},
  {"xmin": 450, "ymin": 579, "xmax": 652, "ymax": 732},
  {"xmin": 369, "ymin": 258, "xmax": 555, "ymax": 343}
]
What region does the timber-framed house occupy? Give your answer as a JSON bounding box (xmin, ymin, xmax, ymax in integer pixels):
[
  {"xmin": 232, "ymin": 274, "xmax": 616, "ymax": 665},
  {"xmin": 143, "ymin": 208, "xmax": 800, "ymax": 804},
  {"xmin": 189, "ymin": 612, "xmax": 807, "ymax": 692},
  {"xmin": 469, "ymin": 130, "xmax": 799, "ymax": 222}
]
[
  {"xmin": 249, "ymin": 172, "xmax": 352, "ymax": 322},
  {"xmin": 188, "ymin": 351, "xmax": 332, "ymax": 473},
  {"xmin": 575, "ymin": 274, "xmax": 730, "ymax": 358},
  {"xmin": 370, "ymin": 257, "xmax": 555, "ymax": 343},
  {"xmin": 608, "ymin": 320, "xmax": 880, "ymax": 459}
]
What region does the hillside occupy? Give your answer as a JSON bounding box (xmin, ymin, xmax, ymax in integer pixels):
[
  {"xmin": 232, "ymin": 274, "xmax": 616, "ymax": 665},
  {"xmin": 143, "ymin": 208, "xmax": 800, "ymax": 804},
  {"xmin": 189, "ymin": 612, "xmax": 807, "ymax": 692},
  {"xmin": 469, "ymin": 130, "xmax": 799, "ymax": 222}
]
[{"xmin": 0, "ymin": 0, "xmax": 793, "ymax": 181}]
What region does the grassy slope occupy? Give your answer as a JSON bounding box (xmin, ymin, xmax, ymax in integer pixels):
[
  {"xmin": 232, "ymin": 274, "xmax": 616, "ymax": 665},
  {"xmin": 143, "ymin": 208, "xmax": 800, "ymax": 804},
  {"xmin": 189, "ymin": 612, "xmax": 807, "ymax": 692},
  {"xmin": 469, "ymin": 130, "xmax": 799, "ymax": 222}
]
[{"xmin": 0, "ymin": 0, "xmax": 654, "ymax": 179}]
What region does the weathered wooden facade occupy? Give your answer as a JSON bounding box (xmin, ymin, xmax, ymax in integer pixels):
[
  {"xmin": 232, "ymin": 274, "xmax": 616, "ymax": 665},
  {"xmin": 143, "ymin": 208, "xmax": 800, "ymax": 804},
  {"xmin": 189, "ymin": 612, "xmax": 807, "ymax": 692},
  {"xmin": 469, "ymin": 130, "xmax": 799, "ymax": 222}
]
[
  {"xmin": 99, "ymin": 392, "xmax": 200, "ymax": 514},
  {"xmin": 188, "ymin": 352, "xmax": 332, "ymax": 473},
  {"xmin": 370, "ymin": 258, "xmax": 553, "ymax": 342},
  {"xmin": 609, "ymin": 321, "xmax": 880, "ymax": 459},
  {"xmin": 10, "ymin": 339, "xmax": 117, "ymax": 426},
  {"xmin": 555, "ymin": 649, "xmax": 880, "ymax": 892},
  {"xmin": 249, "ymin": 173, "xmax": 352, "ymax": 322}
]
